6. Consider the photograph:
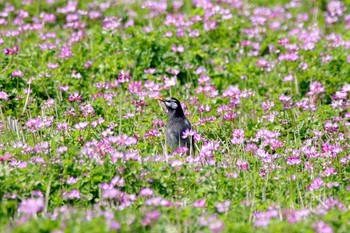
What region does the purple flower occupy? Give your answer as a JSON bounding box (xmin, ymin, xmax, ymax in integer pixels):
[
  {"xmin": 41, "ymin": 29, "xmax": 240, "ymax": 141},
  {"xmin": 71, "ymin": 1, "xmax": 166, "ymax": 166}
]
[
  {"xmin": 139, "ymin": 188, "xmax": 154, "ymax": 197},
  {"xmin": 25, "ymin": 116, "xmax": 54, "ymax": 132},
  {"xmin": 74, "ymin": 122, "xmax": 88, "ymax": 130},
  {"xmin": 182, "ymin": 129, "xmax": 195, "ymax": 139},
  {"xmin": 308, "ymin": 177, "xmax": 324, "ymax": 191},
  {"xmin": 231, "ymin": 129, "xmax": 245, "ymax": 144},
  {"xmin": 308, "ymin": 81, "xmax": 325, "ymax": 95},
  {"xmin": 256, "ymin": 59, "xmax": 272, "ymax": 71},
  {"xmin": 69, "ymin": 92, "xmax": 82, "ymax": 102},
  {"xmin": 216, "ymin": 200, "xmax": 231, "ymax": 213},
  {"xmin": 142, "ymin": 210, "xmax": 160, "ymax": 226},
  {"xmin": 261, "ymin": 100, "xmax": 275, "ymax": 111},
  {"xmin": 327, "ymin": 1, "xmax": 344, "ymax": 17},
  {"xmin": 283, "ymin": 74, "xmax": 294, "ymax": 82},
  {"xmin": 324, "ymin": 121, "xmax": 338, "ymax": 133},
  {"xmin": 118, "ymin": 70, "xmax": 131, "ymax": 83},
  {"xmin": 286, "ymin": 155, "xmax": 301, "ymax": 165},
  {"xmin": 103, "ymin": 16, "xmax": 121, "ymax": 31},
  {"xmin": 284, "ymin": 209, "xmax": 309, "ymax": 223},
  {"xmin": 18, "ymin": 198, "xmax": 44, "ymax": 215},
  {"xmin": 47, "ymin": 63, "xmax": 59, "ymax": 69},
  {"xmin": 236, "ymin": 159, "xmax": 249, "ymax": 171},
  {"xmin": 80, "ymin": 104, "xmax": 95, "ymax": 117},
  {"xmin": 254, "ymin": 207, "xmax": 279, "ymax": 227},
  {"xmin": 172, "ymin": 45, "xmax": 184, "ymax": 53},
  {"xmin": 40, "ymin": 12, "xmax": 56, "ymax": 23},
  {"xmin": 0, "ymin": 153, "xmax": 12, "ymax": 161},
  {"xmin": 56, "ymin": 122, "xmax": 69, "ymax": 131},
  {"xmin": 59, "ymin": 44, "xmax": 73, "ymax": 59},
  {"xmin": 107, "ymin": 135, "xmax": 137, "ymax": 146},
  {"xmin": 88, "ymin": 11, "xmax": 101, "ymax": 20},
  {"xmin": 0, "ymin": 91, "xmax": 9, "ymax": 101},
  {"xmin": 279, "ymin": 94, "xmax": 293, "ymax": 109},
  {"xmin": 59, "ymin": 85, "xmax": 70, "ymax": 91},
  {"xmin": 63, "ymin": 189, "xmax": 81, "ymax": 200},
  {"xmin": 194, "ymin": 199, "xmax": 206, "ymax": 208},
  {"xmin": 223, "ymin": 112, "xmax": 237, "ymax": 121},
  {"xmin": 313, "ymin": 221, "xmax": 333, "ymax": 233},
  {"xmin": 4, "ymin": 44, "xmax": 19, "ymax": 56},
  {"xmin": 109, "ymin": 220, "xmax": 120, "ymax": 230},
  {"xmin": 145, "ymin": 197, "xmax": 171, "ymax": 207},
  {"xmin": 195, "ymin": 66, "xmax": 206, "ymax": 75},
  {"xmin": 102, "ymin": 188, "xmax": 122, "ymax": 199},
  {"xmin": 11, "ymin": 70, "xmax": 24, "ymax": 77},
  {"xmin": 67, "ymin": 176, "xmax": 79, "ymax": 184},
  {"xmin": 198, "ymin": 104, "xmax": 211, "ymax": 113},
  {"xmin": 152, "ymin": 119, "xmax": 164, "ymax": 127},
  {"xmin": 209, "ymin": 220, "xmax": 225, "ymax": 233},
  {"xmin": 278, "ymin": 52, "xmax": 299, "ymax": 61}
]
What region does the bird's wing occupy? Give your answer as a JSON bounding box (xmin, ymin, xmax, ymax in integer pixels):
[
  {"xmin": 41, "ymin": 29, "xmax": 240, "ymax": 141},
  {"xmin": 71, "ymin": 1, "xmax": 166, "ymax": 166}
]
[{"xmin": 184, "ymin": 118, "xmax": 192, "ymax": 129}]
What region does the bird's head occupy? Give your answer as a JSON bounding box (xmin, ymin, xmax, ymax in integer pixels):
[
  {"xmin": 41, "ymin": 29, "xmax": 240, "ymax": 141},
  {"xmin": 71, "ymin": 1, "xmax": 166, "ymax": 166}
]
[{"xmin": 156, "ymin": 97, "xmax": 184, "ymax": 116}]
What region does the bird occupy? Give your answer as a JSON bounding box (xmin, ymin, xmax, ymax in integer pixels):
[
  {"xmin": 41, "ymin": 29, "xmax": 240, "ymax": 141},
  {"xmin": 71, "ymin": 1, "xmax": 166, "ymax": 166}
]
[{"xmin": 156, "ymin": 97, "xmax": 194, "ymax": 154}]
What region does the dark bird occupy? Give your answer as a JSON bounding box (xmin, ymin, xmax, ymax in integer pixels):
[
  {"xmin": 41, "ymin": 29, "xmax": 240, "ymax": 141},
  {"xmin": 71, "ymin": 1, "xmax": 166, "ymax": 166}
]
[{"xmin": 156, "ymin": 97, "xmax": 194, "ymax": 154}]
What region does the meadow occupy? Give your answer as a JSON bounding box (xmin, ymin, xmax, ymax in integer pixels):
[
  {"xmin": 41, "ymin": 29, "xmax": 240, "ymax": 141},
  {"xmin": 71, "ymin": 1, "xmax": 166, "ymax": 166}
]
[{"xmin": 0, "ymin": 0, "xmax": 350, "ymax": 232}]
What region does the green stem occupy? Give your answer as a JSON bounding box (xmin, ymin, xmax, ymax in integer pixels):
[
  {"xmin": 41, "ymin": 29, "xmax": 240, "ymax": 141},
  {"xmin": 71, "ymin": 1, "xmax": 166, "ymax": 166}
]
[{"xmin": 0, "ymin": 55, "xmax": 14, "ymax": 74}]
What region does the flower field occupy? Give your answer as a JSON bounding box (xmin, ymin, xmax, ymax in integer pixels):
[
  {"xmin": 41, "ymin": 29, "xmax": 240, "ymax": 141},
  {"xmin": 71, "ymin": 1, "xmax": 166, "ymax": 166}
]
[{"xmin": 1, "ymin": 0, "xmax": 350, "ymax": 232}]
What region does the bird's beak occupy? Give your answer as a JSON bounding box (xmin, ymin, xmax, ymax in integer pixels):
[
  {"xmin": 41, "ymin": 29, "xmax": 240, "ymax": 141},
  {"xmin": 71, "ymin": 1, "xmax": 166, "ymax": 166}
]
[{"xmin": 155, "ymin": 97, "xmax": 165, "ymax": 102}]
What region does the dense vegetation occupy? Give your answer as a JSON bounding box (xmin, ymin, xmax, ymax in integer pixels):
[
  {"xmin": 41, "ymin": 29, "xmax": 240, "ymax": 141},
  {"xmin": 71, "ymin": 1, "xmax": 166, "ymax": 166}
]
[{"xmin": 1, "ymin": 0, "xmax": 350, "ymax": 232}]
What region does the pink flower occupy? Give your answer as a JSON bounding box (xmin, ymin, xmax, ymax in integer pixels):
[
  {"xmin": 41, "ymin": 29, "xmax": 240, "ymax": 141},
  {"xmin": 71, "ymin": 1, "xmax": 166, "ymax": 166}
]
[
  {"xmin": 0, "ymin": 153, "xmax": 12, "ymax": 161},
  {"xmin": 194, "ymin": 199, "xmax": 206, "ymax": 208},
  {"xmin": 172, "ymin": 45, "xmax": 184, "ymax": 53},
  {"xmin": 261, "ymin": 100, "xmax": 275, "ymax": 111},
  {"xmin": 11, "ymin": 70, "xmax": 24, "ymax": 77},
  {"xmin": 284, "ymin": 209, "xmax": 309, "ymax": 223},
  {"xmin": 216, "ymin": 200, "xmax": 231, "ymax": 213},
  {"xmin": 145, "ymin": 128, "xmax": 162, "ymax": 137},
  {"xmin": 278, "ymin": 52, "xmax": 299, "ymax": 61},
  {"xmin": 40, "ymin": 12, "xmax": 56, "ymax": 23},
  {"xmin": 283, "ymin": 74, "xmax": 294, "ymax": 82},
  {"xmin": 69, "ymin": 92, "xmax": 82, "ymax": 102},
  {"xmin": 59, "ymin": 44, "xmax": 73, "ymax": 59},
  {"xmin": 145, "ymin": 197, "xmax": 171, "ymax": 207},
  {"xmin": 103, "ymin": 16, "xmax": 121, "ymax": 30},
  {"xmin": 308, "ymin": 81, "xmax": 325, "ymax": 95},
  {"xmin": 74, "ymin": 122, "xmax": 88, "ymax": 130},
  {"xmin": 139, "ymin": 188, "xmax": 154, "ymax": 197},
  {"xmin": 236, "ymin": 159, "xmax": 249, "ymax": 171},
  {"xmin": 286, "ymin": 155, "xmax": 301, "ymax": 165},
  {"xmin": 63, "ymin": 189, "xmax": 81, "ymax": 199},
  {"xmin": 209, "ymin": 220, "xmax": 225, "ymax": 233},
  {"xmin": 66, "ymin": 176, "xmax": 79, "ymax": 184},
  {"xmin": 80, "ymin": 104, "xmax": 95, "ymax": 117},
  {"xmin": 279, "ymin": 94, "xmax": 293, "ymax": 109},
  {"xmin": 308, "ymin": 177, "xmax": 324, "ymax": 191},
  {"xmin": 313, "ymin": 221, "xmax": 333, "ymax": 233},
  {"xmin": 18, "ymin": 198, "xmax": 44, "ymax": 215},
  {"xmin": 231, "ymin": 129, "xmax": 245, "ymax": 144},
  {"xmin": 118, "ymin": 70, "xmax": 131, "ymax": 83},
  {"xmin": 182, "ymin": 129, "xmax": 195, "ymax": 139},
  {"xmin": 4, "ymin": 44, "xmax": 19, "ymax": 56},
  {"xmin": 84, "ymin": 60, "xmax": 92, "ymax": 69},
  {"xmin": 47, "ymin": 63, "xmax": 59, "ymax": 69},
  {"xmin": 0, "ymin": 91, "xmax": 9, "ymax": 101},
  {"xmin": 256, "ymin": 59, "xmax": 272, "ymax": 71},
  {"xmin": 142, "ymin": 210, "xmax": 160, "ymax": 226}
]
